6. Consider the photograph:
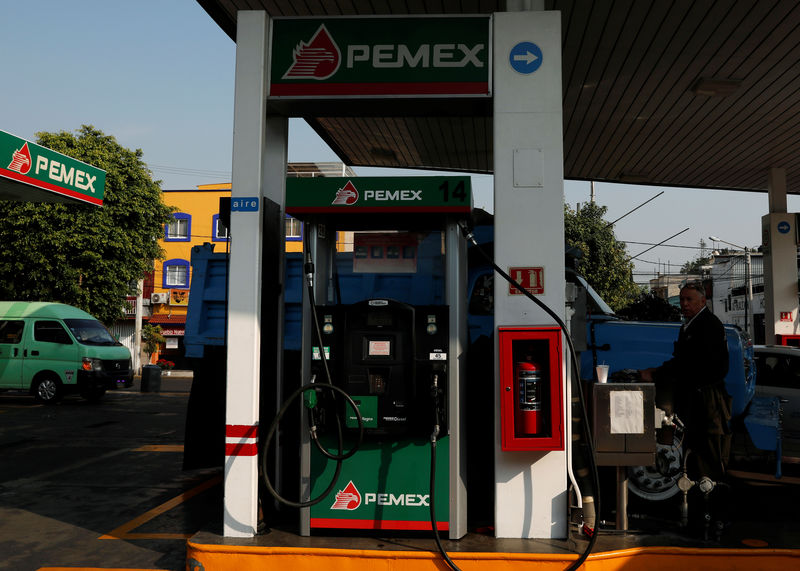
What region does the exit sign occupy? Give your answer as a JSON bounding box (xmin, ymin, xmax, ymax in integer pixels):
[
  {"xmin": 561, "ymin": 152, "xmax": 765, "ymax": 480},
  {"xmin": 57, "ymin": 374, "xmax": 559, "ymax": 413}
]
[{"xmin": 508, "ymin": 267, "xmax": 544, "ymax": 296}]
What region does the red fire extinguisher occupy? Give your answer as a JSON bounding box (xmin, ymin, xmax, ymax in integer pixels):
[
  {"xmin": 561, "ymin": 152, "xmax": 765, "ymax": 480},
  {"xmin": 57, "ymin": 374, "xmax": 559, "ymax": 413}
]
[{"xmin": 515, "ymin": 361, "xmax": 542, "ymax": 435}]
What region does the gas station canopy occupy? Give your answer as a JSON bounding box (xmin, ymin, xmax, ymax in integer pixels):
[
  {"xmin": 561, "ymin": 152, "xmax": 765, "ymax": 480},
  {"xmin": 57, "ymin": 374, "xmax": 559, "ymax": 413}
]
[{"xmin": 199, "ymin": 0, "xmax": 800, "ymax": 193}]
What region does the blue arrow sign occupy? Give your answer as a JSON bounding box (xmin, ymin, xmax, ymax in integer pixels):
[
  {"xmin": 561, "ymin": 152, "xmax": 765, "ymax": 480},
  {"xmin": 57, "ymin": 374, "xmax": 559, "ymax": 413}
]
[
  {"xmin": 509, "ymin": 42, "xmax": 543, "ymax": 74},
  {"xmin": 778, "ymin": 220, "xmax": 791, "ymax": 234}
]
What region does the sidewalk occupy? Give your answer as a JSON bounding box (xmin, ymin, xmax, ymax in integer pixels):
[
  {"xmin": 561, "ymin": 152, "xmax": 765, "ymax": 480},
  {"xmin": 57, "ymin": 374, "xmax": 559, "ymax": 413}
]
[{"xmin": 130, "ymin": 369, "xmax": 194, "ymax": 393}]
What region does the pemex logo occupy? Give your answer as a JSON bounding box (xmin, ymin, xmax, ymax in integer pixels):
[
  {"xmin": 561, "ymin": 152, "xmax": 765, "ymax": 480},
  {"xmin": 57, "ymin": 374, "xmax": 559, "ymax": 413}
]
[
  {"xmin": 8, "ymin": 142, "xmax": 32, "ymax": 175},
  {"xmin": 330, "ymin": 480, "xmax": 361, "ymax": 510},
  {"xmin": 282, "ymin": 24, "xmax": 341, "ymax": 81},
  {"xmin": 331, "ymin": 180, "xmax": 359, "ymax": 205}
]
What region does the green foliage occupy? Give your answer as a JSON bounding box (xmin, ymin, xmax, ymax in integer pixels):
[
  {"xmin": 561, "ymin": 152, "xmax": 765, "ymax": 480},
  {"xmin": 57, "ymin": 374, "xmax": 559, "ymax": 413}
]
[
  {"xmin": 616, "ymin": 292, "xmax": 682, "ymax": 322},
  {"xmin": 0, "ymin": 126, "xmax": 173, "ymax": 324},
  {"xmin": 142, "ymin": 323, "xmax": 166, "ymax": 357},
  {"xmin": 564, "ymin": 201, "xmax": 639, "ymax": 311}
]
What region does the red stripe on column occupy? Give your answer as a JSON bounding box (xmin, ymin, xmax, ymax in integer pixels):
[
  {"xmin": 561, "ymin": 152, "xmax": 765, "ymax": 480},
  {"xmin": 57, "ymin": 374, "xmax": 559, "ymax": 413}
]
[
  {"xmin": 225, "ymin": 442, "xmax": 259, "ymax": 457},
  {"xmin": 226, "ymin": 424, "xmax": 258, "ymax": 438}
]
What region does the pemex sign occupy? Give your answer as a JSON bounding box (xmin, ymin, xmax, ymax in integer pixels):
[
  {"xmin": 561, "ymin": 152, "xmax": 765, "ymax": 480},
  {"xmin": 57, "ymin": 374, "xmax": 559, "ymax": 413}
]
[
  {"xmin": 285, "ymin": 176, "xmax": 472, "ymax": 215},
  {"xmin": 0, "ymin": 130, "xmax": 105, "ymax": 206},
  {"xmin": 269, "ymin": 16, "xmax": 491, "ymax": 97}
]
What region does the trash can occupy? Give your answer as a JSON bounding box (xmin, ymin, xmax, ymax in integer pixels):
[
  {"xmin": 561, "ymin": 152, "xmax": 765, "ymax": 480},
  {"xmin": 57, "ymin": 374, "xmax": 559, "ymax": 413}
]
[{"xmin": 141, "ymin": 364, "xmax": 162, "ymax": 393}]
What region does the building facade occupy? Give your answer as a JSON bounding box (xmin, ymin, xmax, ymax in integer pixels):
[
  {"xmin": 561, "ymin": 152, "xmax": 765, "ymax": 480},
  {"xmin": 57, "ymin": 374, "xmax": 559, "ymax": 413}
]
[
  {"xmin": 708, "ymin": 251, "xmax": 765, "ymax": 343},
  {"xmin": 145, "ymin": 162, "xmax": 355, "ymax": 368}
]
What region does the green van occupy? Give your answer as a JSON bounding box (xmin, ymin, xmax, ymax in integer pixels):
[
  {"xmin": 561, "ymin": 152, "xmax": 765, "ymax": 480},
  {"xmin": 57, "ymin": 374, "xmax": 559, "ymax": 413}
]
[{"xmin": 0, "ymin": 302, "xmax": 133, "ymax": 404}]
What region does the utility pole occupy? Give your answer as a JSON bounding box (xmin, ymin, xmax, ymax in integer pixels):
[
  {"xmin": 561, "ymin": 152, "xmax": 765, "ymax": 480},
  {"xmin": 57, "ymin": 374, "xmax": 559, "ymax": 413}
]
[{"xmin": 134, "ymin": 279, "xmax": 143, "ymax": 374}]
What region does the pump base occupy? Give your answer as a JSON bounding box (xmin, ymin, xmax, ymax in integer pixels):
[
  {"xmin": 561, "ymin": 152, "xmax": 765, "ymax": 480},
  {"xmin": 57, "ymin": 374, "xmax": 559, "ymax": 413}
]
[{"xmin": 187, "ymin": 528, "xmax": 800, "ymax": 571}]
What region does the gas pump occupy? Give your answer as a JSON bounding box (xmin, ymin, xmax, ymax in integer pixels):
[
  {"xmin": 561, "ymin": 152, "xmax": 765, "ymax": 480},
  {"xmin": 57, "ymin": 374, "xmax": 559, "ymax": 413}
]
[{"xmin": 277, "ymin": 176, "xmax": 471, "ymax": 539}]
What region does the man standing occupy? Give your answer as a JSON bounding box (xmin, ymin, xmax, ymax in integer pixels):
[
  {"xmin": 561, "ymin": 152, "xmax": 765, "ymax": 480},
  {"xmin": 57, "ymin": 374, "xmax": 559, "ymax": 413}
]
[{"xmin": 640, "ymin": 282, "xmax": 732, "ymax": 530}]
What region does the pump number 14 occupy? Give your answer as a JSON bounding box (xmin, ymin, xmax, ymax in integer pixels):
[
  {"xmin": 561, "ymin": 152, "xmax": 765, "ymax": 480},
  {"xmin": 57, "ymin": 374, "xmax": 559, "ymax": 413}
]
[{"xmin": 439, "ymin": 180, "xmax": 468, "ymax": 202}]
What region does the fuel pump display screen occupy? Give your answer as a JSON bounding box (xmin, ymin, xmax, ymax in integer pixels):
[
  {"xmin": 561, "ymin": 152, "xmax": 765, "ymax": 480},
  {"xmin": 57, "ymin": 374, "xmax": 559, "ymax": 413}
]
[{"xmin": 368, "ymin": 339, "xmax": 392, "ymax": 356}]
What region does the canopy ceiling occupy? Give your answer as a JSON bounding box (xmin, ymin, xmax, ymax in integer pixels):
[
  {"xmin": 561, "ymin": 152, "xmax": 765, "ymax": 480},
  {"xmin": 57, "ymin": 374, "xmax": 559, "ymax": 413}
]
[{"xmin": 198, "ymin": 0, "xmax": 800, "ymax": 194}]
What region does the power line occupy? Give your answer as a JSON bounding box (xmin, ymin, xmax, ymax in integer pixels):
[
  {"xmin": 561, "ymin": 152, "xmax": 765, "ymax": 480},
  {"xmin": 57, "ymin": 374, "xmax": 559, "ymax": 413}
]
[
  {"xmin": 622, "ymin": 240, "xmax": 704, "ymax": 250},
  {"xmin": 147, "ymin": 163, "xmax": 232, "ymax": 178},
  {"xmin": 628, "ymin": 228, "xmax": 690, "ymax": 261},
  {"xmin": 606, "ymin": 191, "xmax": 664, "ymax": 227}
]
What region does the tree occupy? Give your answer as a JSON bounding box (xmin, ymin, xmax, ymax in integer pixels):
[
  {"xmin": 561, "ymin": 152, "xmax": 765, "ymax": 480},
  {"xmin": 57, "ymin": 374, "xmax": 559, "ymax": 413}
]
[
  {"xmin": 616, "ymin": 292, "xmax": 681, "ymax": 322},
  {"xmin": 0, "ymin": 126, "xmax": 173, "ymax": 324},
  {"xmin": 680, "ymin": 239, "xmax": 711, "ymax": 274},
  {"xmin": 141, "ymin": 323, "xmax": 166, "ymax": 363},
  {"xmin": 564, "ymin": 201, "xmax": 640, "ymax": 311}
]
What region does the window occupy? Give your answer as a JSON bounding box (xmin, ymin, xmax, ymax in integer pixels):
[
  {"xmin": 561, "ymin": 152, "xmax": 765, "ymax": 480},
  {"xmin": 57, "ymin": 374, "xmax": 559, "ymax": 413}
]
[
  {"xmin": 165, "ymin": 213, "xmax": 191, "ymax": 242},
  {"xmin": 163, "ymin": 258, "xmax": 190, "ymax": 288},
  {"xmin": 286, "ymin": 215, "xmax": 302, "ymax": 241},
  {"xmin": 756, "ymin": 352, "xmax": 800, "ymax": 390},
  {"xmin": 212, "ymin": 213, "xmax": 229, "ymax": 241},
  {"xmin": 65, "ymin": 319, "xmax": 117, "ymax": 346},
  {"xmin": 0, "ymin": 320, "xmax": 24, "ymax": 344},
  {"xmin": 34, "ymin": 321, "xmax": 72, "ymax": 344}
]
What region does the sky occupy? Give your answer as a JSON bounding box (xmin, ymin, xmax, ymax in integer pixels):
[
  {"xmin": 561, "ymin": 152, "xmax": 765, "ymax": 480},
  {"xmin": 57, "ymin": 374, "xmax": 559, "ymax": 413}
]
[{"xmin": 3, "ymin": 0, "xmax": 796, "ymax": 284}]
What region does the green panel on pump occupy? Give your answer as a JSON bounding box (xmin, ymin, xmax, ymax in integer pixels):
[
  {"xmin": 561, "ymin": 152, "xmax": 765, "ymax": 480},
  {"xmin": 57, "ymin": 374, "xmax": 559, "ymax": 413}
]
[{"xmin": 310, "ymin": 436, "xmax": 450, "ymax": 531}]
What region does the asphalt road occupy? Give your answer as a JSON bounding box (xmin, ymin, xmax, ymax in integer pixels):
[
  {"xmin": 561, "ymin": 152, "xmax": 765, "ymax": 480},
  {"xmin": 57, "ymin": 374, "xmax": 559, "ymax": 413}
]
[
  {"xmin": 4, "ymin": 373, "xmax": 800, "ymax": 571},
  {"xmin": 0, "ymin": 375, "xmax": 221, "ymax": 571}
]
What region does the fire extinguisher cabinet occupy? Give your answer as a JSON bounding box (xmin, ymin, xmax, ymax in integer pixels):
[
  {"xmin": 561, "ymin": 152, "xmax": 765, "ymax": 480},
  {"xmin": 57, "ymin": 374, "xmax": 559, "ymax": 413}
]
[{"xmin": 498, "ymin": 327, "xmax": 564, "ymax": 451}]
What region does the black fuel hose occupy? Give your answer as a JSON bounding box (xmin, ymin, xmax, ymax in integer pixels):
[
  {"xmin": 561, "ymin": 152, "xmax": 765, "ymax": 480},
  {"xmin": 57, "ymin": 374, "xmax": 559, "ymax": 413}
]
[
  {"xmin": 260, "ymin": 235, "xmax": 364, "ymax": 508},
  {"xmin": 429, "ymin": 376, "xmax": 463, "ymax": 571},
  {"xmin": 458, "ymin": 221, "xmax": 600, "ymax": 571},
  {"xmin": 261, "ymin": 381, "xmax": 362, "ymax": 508}
]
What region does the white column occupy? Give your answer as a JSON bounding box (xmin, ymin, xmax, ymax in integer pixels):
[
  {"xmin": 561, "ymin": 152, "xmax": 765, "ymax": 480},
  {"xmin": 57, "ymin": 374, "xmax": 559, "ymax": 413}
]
[
  {"xmin": 224, "ymin": 10, "xmax": 270, "ymax": 538},
  {"xmin": 762, "ymin": 168, "xmax": 798, "ymax": 345},
  {"xmin": 493, "ymin": 10, "xmax": 567, "ymax": 538}
]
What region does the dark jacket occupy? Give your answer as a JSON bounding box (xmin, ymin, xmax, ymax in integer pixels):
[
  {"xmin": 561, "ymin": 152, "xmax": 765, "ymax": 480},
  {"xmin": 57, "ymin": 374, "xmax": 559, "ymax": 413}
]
[
  {"xmin": 654, "ymin": 306, "xmax": 733, "ymax": 480},
  {"xmin": 654, "ymin": 307, "xmax": 731, "ymax": 436},
  {"xmin": 658, "ymin": 307, "xmax": 729, "ymax": 387}
]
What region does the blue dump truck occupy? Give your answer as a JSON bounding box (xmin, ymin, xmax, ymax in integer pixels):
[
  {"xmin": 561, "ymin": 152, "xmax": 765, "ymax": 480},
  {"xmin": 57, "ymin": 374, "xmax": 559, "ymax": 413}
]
[{"xmin": 184, "ymin": 235, "xmax": 781, "ymax": 504}]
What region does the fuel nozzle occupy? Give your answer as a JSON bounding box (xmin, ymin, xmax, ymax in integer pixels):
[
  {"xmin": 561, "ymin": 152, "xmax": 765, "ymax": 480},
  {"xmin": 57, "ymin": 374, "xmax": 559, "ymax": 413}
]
[
  {"xmin": 430, "ymin": 372, "xmax": 441, "ymax": 400},
  {"xmin": 457, "ymin": 220, "xmax": 477, "ymax": 245},
  {"xmin": 304, "ymin": 251, "xmax": 314, "ymax": 288},
  {"xmin": 430, "ymin": 373, "xmax": 442, "ymax": 443},
  {"xmin": 303, "ymin": 374, "xmax": 318, "ymax": 409}
]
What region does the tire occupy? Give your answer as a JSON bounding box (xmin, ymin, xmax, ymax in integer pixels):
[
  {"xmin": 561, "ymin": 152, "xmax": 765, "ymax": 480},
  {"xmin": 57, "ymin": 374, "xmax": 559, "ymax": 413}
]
[
  {"xmin": 627, "ymin": 435, "xmax": 684, "ymax": 502},
  {"xmin": 33, "ymin": 376, "xmax": 63, "ymax": 405}
]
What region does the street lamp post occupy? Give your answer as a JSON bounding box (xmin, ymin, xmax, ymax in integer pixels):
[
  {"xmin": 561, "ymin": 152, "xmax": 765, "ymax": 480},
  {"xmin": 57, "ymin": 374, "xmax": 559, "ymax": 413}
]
[{"xmin": 710, "ymin": 236, "xmax": 753, "ymax": 339}]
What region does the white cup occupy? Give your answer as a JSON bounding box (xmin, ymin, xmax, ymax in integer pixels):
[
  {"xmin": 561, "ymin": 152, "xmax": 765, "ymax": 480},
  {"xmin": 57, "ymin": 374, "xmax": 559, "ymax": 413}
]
[{"xmin": 596, "ymin": 364, "xmax": 610, "ymax": 383}]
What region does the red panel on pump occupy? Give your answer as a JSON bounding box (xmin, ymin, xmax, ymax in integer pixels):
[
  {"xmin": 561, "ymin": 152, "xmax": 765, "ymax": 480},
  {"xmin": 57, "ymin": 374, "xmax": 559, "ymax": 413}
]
[{"xmin": 499, "ymin": 327, "xmax": 564, "ymax": 451}]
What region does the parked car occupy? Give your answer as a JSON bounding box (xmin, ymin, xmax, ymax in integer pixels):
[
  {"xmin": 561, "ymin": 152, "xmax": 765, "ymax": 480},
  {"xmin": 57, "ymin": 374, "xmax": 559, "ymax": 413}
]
[
  {"xmin": 753, "ymin": 344, "xmax": 800, "ymax": 457},
  {"xmin": 0, "ymin": 301, "xmax": 133, "ymax": 403}
]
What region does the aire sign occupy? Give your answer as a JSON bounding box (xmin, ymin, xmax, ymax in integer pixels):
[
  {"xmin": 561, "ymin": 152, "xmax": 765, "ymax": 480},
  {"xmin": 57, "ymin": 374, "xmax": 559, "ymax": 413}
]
[
  {"xmin": 0, "ymin": 130, "xmax": 105, "ymax": 206},
  {"xmin": 269, "ymin": 16, "xmax": 491, "ymax": 97}
]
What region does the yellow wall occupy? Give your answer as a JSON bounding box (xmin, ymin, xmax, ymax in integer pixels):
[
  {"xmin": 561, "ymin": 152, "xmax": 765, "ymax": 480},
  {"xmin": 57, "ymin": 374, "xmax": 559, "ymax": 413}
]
[
  {"xmin": 151, "ymin": 184, "xmax": 306, "ymax": 319},
  {"xmin": 152, "ymin": 188, "xmax": 229, "ymax": 318},
  {"xmin": 195, "ymin": 183, "xmax": 303, "ymax": 252}
]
